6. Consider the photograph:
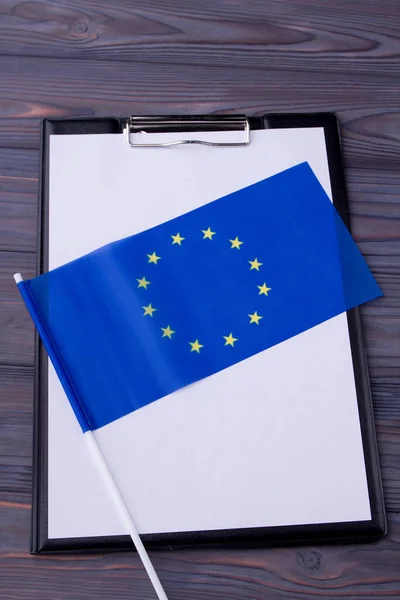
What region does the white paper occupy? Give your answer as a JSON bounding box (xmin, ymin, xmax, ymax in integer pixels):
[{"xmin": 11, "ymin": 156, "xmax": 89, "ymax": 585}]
[{"xmin": 48, "ymin": 128, "xmax": 371, "ymax": 539}]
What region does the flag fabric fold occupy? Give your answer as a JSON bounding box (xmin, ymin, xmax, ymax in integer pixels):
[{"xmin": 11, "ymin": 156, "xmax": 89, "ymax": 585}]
[{"xmin": 17, "ymin": 162, "xmax": 381, "ymax": 431}]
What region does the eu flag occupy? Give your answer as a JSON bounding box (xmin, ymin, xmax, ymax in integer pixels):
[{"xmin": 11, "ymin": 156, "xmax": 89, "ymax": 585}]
[{"xmin": 17, "ymin": 163, "xmax": 381, "ymax": 431}]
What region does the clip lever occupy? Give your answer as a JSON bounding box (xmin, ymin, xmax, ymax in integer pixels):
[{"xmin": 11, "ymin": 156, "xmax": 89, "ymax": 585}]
[{"xmin": 126, "ymin": 116, "xmax": 250, "ymax": 148}]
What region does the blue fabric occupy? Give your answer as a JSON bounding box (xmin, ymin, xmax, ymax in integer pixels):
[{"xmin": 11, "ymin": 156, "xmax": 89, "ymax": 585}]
[{"xmin": 19, "ymin": 163, "xmax": 382, "ymax": 431}]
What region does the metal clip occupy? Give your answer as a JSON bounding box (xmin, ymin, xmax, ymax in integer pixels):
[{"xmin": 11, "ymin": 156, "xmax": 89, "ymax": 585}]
[{"xmin": 126, "ymin": 116, "xmax": 250, "ymax": 148}]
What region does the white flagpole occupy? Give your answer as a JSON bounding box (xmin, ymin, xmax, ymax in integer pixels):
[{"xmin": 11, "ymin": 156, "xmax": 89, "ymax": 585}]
[
  {"xmin": 84, "ymin": 431, "xmax": 169, "ymax": 600},
  {"xmin": 14, "ymin": 273, "xmax": 169, "ymax": 600}
]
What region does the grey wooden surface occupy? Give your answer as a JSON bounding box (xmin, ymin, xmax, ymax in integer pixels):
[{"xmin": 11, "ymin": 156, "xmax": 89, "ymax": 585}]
[{"xmin": 0, "ymin": 1, "xmax": 399, "ymax": 598}]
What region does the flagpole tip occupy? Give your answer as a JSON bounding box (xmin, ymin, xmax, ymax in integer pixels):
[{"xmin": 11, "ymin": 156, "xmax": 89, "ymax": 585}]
[{"xmin": 13, "ymin": 273, "xmax": 23, "ymax": 284}]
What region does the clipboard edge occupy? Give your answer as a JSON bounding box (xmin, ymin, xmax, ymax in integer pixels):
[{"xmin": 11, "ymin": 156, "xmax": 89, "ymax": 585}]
[{"xmin": 30, "ymin": 113, "xmax": 386, "ymax": 554}]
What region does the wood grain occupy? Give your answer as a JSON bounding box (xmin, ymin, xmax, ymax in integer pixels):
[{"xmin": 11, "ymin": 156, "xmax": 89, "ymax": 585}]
[
  {"xmin": 0, "ymin": 0, "xmax": 399, "ymax": 598},
  {"xmin": 0, "ymin": 252, "xmax": 36, "ymax": 366},
  {"xmin": 1, "ymin": 57, "xmax": 400, "ymax": 135},
  {"xmin": 0, "ymin": 0, "xmax": 399, "ymax": 75}
]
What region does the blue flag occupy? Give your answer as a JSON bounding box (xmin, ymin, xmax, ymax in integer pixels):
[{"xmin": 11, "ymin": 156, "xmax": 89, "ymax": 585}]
[{"xmin": 17, "ymin": 163, "xmax": 381, "ymax": 431}]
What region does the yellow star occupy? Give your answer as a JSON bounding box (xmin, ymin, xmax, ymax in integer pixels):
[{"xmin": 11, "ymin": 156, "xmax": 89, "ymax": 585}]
[
  {"xmin": 223, "ymin": 333, "xmax": 238, "ymax": 347},
  {"xmin": 137, "ymin": 276, "xmax": 151, "ymax": 289},
  {"xmin": 189, "ymin": 339, "xmax": 204, "ymax": 353},
  {"xmin": 171, "ymin": 233, "xmax": 185, "ymax": 246},
  {"xmin": 142, "ymin": 303, "xmax": 157, "ymax": 317},
  {"xmin": 229, "ymin": 236, "xmax": 243, "ymax": 249},
  {"xmin": 249, "ymin": 257, "xmax": 263, "ymax": 271},
  {"xmin": 147, "ymin": 251, "xmax": 161, "ymax": 264},
  {"xmin": 257, "ymin": 283, "xmax": 272, "ymax": 296},
  {"xmin": 161, "ymin": 325, "xmax": 175, "ymax": 339},
  {"xmin": 202, "ymin": 227, "xmax": 216, "ymax": 240},
  {"xmin": 249, "ymin": 311, "xmax": 263, "ymax": 325}
]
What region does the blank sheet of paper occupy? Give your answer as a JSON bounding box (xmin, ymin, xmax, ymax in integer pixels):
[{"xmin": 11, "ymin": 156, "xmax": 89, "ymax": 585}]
[{"xmin": 48, "ymin": 128, "xmax": 371, "ymax": 539}]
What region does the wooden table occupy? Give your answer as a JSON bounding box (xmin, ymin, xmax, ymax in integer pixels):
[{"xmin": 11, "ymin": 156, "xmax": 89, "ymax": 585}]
[{"xmin": 1, "ymin": 1, "xmax": 399, "ymax": 598}]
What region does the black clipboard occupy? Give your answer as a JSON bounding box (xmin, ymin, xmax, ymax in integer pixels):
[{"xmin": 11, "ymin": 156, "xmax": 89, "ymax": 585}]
[{"xmin": 32, "ymin": 113, "xmax": 386, "ymax": 553}]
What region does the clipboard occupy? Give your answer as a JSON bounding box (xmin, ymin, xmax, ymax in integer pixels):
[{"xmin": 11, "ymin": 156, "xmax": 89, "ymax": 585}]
[{"xmin": 32, "ymin": 113, "xmax": 386, "ymax": 553}]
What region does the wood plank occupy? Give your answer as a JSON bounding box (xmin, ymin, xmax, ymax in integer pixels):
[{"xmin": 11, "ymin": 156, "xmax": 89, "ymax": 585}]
[
  {"xmin": 0, "ymin": 53, "xmax": 398, "ymax": 110},
  {"xmin": 0, "ymin": 363, "xmax": 33, "ymax": 411},
  {"xmin": 0, "ymin": 252, "xmax": 36, "ymax": 366},
  {"xmin": 0, "ymin": 191, "xmax": 37, "ymax": 253},
  {"xmin": 0, "ymin": 1, "xmax": 399, "ymax": 595},
  {"xmin": 0, "ymin": 173, "xmax": 38, "ymax": 196},
  {"xmin": 0, "ymin": 118, "xmax": 40, "ymax": 150},
  {"xmin": 376, "ymin": 420, "xmax": 400, "ymax": 515},
  {"xmin": 0, "ymin": 147, "xmax": 39, "ymax": 182},
  {"xmin": 0, "ymin": 0, "xmax": 399, "ymax": 77},
  {"xmin": 347, "ymin": 169, "xmax": 400, "ymax": 201},
  {"xmin": 0, "ymin": 58, "xmax": 398, "ymax": 175},
  {"xmin": 0, "ymin": 365, "xmax": 33, "ymax": 504}
]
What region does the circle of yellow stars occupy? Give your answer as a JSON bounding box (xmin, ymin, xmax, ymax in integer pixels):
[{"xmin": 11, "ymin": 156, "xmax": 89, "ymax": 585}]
[{"xmin": 138, "ymin": 227, "xmax": 272, "ymax": 353}]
